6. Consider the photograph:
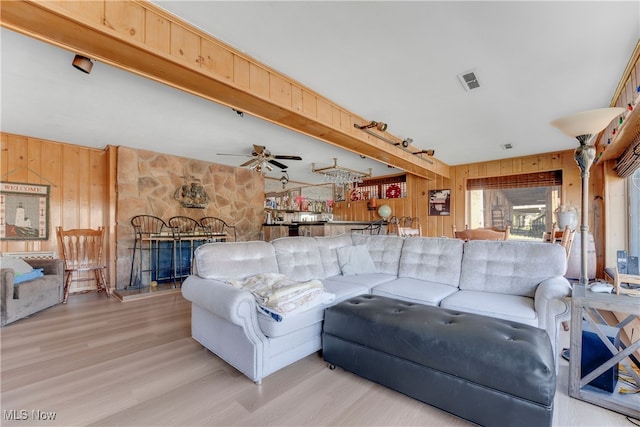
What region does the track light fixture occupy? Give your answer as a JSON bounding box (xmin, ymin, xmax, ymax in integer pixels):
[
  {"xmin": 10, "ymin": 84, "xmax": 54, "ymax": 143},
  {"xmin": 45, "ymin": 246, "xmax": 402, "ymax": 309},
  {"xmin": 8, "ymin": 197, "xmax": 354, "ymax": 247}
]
[
  {"xmin": 413, "ymin": 149, "xmax": 435, "ymax": 156},
  {"xmin": 398, "ymin": 138, "xmax": 413, "ymax": 148},
  {"xmin": 354, "ymin": 121, "xmax": 388, "ymax": 132},
  {"xmin": 72, "ymin": 54, "xmax": 93, "ymax": 74}
]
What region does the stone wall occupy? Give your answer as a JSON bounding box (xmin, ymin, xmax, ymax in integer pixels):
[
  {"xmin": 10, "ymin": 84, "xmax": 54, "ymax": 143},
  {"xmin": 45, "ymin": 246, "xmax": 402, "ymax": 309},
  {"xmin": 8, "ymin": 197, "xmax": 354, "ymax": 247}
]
[{"xmin": 116, "ymin": 146, "xmax": 264, "ymax": 289}]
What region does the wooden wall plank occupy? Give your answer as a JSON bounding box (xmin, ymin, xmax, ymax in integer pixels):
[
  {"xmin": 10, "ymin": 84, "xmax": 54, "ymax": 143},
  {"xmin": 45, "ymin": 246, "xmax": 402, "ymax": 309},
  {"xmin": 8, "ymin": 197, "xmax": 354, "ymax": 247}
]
[
  {"xmin": 104, "ymin": 1, "xmax": 144, "ymax": 43},
  {"xmin": 269, "ymin": 74, "xmax": 292, "ymax": 108},
  {"xmin": 170, "ymin": 23, "xmax": 200, "ymax": 66},
  {"xmin": 144, "ymin": 9, "xmax": 170, "ymax": 54},
  {"xmin": 249, "ymin": 64, "xmax": 270, "ymax": 99},
  {"xmin": 49, "ymin": 0, "xmax": 103, "ymax": 27},
  {"xmin": 201, "ymin": 38, "xmax": 233, "ymax": 82},
  {"xmin": 233, "ymin": 56, "xmax": 250, "ymax": 90},
  {"xmin": 1, "ymin": 134, "xmax": 108, "ymax": 289}
]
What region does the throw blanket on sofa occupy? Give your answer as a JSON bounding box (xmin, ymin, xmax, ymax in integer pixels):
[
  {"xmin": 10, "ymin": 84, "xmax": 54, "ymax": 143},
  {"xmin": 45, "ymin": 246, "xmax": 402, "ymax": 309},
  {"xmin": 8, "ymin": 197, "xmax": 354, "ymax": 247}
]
[{"xmin": 228, "ymin": 273, "xmax": 335, "ymax": 322}]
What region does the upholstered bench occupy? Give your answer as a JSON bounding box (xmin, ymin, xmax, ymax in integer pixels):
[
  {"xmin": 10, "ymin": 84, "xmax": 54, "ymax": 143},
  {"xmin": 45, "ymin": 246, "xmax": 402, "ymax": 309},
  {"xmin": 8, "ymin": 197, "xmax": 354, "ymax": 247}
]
[{"xmin": 323, "ymin": 295, "xmax": 556, "ymax": 427}]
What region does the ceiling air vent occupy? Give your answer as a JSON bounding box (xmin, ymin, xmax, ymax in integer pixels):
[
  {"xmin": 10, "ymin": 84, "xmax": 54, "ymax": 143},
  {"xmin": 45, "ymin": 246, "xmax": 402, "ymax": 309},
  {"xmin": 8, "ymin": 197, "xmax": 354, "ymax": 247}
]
[
  {"xmin": 457, "ymin": 70, "xmax": 480, "ymax": 91},
  {"xmin": 501, "ymin": 143, "xmax": 513, "ymax": 150}
]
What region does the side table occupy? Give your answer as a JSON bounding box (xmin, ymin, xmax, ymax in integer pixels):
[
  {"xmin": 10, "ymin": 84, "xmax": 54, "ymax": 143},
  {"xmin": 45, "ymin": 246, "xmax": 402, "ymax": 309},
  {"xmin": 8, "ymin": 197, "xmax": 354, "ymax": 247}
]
[{"xmin": 569, "ymin": 284, "xmax": 640, "ymax": 418}]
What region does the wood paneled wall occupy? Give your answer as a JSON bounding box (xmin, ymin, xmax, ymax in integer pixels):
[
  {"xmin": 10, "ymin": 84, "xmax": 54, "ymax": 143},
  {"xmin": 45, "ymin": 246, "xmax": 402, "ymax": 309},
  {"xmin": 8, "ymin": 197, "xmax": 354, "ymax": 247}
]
[
  {"xmin": 450, "ymin": 149, "xmax": 611, "ymax": 276},
  {"xmin": 1, "ymin": 132, "xmax": 112, "ymax": 293},
  {"xmin": 333, "ymin": 173, "xmax": 452, "ymax": 237},
  {"xmin": 1, "ymin": 133, "xmax": 264, "ymax": 293}
]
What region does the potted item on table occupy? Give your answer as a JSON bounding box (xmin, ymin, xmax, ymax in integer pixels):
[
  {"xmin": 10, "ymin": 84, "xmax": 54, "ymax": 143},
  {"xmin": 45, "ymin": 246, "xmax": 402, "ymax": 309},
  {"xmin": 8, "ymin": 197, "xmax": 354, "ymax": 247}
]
[{"xmin": 555, "ymin": 204, "xmax": 578, "ymax": 230}]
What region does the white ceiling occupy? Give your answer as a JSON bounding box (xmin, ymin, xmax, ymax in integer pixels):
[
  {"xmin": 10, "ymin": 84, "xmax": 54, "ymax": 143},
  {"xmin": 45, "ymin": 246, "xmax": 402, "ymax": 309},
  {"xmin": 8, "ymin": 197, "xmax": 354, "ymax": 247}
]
[{"xmin": 2, "ymin": 1, "xmax": 639, "ymax": 185}]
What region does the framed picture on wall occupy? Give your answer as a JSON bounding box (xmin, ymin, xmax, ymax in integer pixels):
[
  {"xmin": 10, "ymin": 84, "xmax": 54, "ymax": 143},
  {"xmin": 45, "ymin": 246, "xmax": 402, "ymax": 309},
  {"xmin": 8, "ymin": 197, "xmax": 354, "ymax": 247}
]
[
  {"xmin": 429, "ymin": 189, "xmax": 451, "ymax": 216},
  {"xmin": 0, "ymin": 182, "xmax": 50, "ymax": 240}
]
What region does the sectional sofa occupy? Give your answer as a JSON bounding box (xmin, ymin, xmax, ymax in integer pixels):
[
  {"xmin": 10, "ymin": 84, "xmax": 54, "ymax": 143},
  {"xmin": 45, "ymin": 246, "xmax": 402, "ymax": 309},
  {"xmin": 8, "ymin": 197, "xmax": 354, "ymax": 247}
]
[{"xmin": 181, "ymin": 233, "xmax": 572, "ymax": 384}]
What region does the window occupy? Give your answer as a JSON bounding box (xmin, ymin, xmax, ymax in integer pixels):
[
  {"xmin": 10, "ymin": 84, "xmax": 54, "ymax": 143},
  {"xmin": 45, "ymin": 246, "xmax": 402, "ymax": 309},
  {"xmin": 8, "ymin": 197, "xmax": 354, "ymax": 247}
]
[{"xmin": 467, "ymin": 171, "xmax": 562, "ymax": 240}]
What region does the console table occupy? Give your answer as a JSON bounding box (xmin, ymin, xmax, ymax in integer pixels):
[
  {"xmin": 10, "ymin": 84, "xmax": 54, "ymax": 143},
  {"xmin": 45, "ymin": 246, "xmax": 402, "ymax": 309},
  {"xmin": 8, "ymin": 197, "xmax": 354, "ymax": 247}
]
[{"xmin": 569, "ymin": 284, "xmax": 640, "ymax": 418}]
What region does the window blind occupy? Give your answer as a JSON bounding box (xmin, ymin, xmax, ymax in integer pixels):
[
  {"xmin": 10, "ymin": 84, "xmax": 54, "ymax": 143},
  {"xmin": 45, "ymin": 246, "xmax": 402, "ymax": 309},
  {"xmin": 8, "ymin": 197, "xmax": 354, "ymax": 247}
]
[{"xmin": 466, "ymin": 170, "xmax": 562, "ymax": 190}]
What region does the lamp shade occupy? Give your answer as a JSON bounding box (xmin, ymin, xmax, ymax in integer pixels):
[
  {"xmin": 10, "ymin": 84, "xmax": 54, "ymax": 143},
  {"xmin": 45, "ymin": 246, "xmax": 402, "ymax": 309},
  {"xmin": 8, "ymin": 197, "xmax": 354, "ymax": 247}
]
[{"xmin": 550, "ymin": 107, "xmax": 625, "ymax": 138}]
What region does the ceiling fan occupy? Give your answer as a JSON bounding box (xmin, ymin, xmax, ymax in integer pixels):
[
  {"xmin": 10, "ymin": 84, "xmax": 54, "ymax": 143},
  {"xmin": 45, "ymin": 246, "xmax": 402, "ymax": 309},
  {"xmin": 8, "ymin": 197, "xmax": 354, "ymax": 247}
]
[{"xmin": 217, "ymin": 144, "xmax": 302, "ymax": 172}]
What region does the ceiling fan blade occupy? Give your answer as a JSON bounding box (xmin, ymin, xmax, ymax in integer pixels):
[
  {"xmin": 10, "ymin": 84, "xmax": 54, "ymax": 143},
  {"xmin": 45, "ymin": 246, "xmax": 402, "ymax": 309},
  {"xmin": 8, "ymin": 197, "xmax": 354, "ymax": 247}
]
[
  {"xmin": 253, "ymin": 144, "xmax": 265, "ymax": 155},
  {"xmin": 268, "ymin": 159, "xmax": 289, "ymax": 170},
  {"xmin": 240, "ymin": 159, "xmax": 258, "ymax": 167},
  {"xmin": 273, "ymin": 155, "xmax": 302, "ymax": 161},
  {"xmin": 217, "ymin": 153, "xmax": 251, "ymax": 157}
]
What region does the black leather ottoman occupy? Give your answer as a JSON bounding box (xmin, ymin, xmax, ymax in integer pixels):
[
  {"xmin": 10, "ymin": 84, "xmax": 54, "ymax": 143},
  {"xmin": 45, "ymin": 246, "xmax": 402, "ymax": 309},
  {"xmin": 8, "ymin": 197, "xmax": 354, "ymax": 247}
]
[{"xmin": 323, "ymin": 295, "xmax": 556, "ymax": 427}]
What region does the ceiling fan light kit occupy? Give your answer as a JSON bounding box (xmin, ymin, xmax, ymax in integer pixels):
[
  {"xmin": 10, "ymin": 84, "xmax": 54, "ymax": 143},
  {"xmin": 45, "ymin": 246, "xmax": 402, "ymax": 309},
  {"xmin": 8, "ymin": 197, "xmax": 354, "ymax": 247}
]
[{"xmin": 219, "ymin": 144, "xmax": 302, "ymax": 173}]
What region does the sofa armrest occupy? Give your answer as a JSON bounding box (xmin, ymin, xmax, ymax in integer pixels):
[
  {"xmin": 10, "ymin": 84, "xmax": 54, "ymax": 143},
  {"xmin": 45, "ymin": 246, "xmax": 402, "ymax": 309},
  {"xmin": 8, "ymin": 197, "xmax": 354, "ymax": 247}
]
[
  {"xmin": 181, "ymin": 275, "xmax": 258, "ymax": 327},
  {"xmin": 534, "ymin": 276, "xmax": 572, "ymax": 330},
  {"xmin": 1, "ymin": 268, "xmax": 17, "ymax": 301},
  {"xmin": 26, "ymin": 259, "xmax": 63, "ymax": 276}
]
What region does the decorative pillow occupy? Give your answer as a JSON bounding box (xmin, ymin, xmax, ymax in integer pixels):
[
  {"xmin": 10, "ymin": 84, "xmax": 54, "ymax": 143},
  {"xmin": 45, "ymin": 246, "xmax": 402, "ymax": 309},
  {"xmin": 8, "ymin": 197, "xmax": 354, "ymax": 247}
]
[
  {"xmin": 13, "ymin": 268, "xmax": 44, "ymax": 285},
  {"xmin": 1, "ymin": 256, "xmax": 33, "ymax": 275},
  {"xmin": 337, "ymin": 245, "xmax": 376, "ymax": 276}
]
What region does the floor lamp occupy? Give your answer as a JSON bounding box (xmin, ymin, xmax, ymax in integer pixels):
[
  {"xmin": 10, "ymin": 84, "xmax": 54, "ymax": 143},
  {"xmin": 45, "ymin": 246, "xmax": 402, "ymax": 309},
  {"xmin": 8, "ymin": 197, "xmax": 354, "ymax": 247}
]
[{"xmin": 551, "ymin": 107, "xmax": 625, "ymax": 285}]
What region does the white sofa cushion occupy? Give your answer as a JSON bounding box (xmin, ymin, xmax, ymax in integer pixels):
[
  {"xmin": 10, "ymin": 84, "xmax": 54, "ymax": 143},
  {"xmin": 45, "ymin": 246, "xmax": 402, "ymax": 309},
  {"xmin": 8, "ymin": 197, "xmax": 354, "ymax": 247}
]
[
  {"xmin": 258, "ymin": 304, "xmax": 325, "ymax": 338},
  {"xmin": 459, "ymin": 240, "xmax": 568, "ymax": 297},
  {"xmin": 272, "ymin": 237, "xmax": 325, "ymax": 282},
  {"xmin": 372, "ymin": 277, "xmax": 458, "ymax": 306},
  {"xmin": 399, "ymin": 237, "xmax": 463, "ymax": 287},
  {"xmin": 314, "ymin": 234, "xmax": 354, "ymax": 278},
  {"xmin": 194, "ymin": 241, "xmax": 279, "ymax": 280},
  {"xmin": 351, "ymin": 233, "xmax": 404, "ymax": 275},
  {"xmin": 440, "ymin": 290, "xmax": 538, "ymax": 327},
  {"xmin": 324, "ymin": 273, "xmax": 396, "ymax": 290},
  {"xmin": 1, "ymin": 256, "xmax": 33, "ymax": 275},
  {"xmin": 337, "ymin": 245, "xmax": 376, "ymax": 275}
]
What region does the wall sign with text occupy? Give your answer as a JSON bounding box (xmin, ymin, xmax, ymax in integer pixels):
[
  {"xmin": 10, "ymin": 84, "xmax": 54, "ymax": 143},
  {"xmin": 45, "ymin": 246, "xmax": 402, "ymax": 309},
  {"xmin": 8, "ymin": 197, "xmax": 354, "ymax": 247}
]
[{"xmin": 0, "ymin": 182, "xmax": 50, "ymax": 240}]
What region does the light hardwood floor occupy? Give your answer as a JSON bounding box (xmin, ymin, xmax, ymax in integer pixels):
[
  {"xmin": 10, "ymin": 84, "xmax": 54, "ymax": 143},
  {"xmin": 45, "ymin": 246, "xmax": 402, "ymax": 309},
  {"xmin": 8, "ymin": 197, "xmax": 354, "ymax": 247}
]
[{"xmin": 0, "ymin": 292, "xmax": 634, "ymax": 427}]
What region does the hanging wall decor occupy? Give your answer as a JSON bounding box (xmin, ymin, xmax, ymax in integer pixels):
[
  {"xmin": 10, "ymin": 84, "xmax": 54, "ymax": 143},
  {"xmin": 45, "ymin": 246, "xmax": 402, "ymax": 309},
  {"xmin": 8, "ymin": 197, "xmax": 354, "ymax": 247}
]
[
  {"xmin": 173, "ymin": 176, "xmax": 210, "ymax": 209},
  {"xmin": 0, "ymin": 182, "xmax": 50, "ymax": 240},
  {"xmin": 429, "ymin": 189, "xmax": 451, "ymax": 216}
]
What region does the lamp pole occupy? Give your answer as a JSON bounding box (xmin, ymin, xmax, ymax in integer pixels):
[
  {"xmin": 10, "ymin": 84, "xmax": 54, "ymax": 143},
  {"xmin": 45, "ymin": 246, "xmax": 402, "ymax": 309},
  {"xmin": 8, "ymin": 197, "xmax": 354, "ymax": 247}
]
[
  {"xmin": 550, "ymin": 107, "xmax": 625, "ymax": 287},
  {"xmin": 573, "ymin": 136, "xmax": 596, "ymax": 285}
]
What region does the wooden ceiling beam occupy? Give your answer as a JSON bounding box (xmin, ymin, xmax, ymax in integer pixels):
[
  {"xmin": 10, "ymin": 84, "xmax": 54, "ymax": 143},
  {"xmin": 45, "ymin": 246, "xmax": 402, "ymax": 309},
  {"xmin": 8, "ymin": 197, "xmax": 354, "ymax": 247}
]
[{"xmin": 1, "ymin": 0, "xmax": 449, "ymax": 179}]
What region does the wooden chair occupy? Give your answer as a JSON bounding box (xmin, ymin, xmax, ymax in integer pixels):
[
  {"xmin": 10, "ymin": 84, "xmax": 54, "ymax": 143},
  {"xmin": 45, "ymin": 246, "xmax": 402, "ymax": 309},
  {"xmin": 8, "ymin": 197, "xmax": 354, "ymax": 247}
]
[
  {"xmin": 56, "ymin": 226, "xmax": 110, "ymax": 303},
  {"xmin": 453, "ymin": 225, "xmax": 510, "ymax": 241},
  {"xmin": 199, "ymin": 217, "xmax": 237, "ymax": 242},
  {"xmin": 398, "ymin": 216, "xmax": 422, "ymax": 237},
  {"xmin": 613, "ymin": 265, "xmax": 640, "ymax": 296},
  {"xmin": 386, "ymin": 216, "xmax": 399, "ymax": 235},
  {"xmin": 542, "ymin": 225, "xmax": 576, "ymax": 258}
]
